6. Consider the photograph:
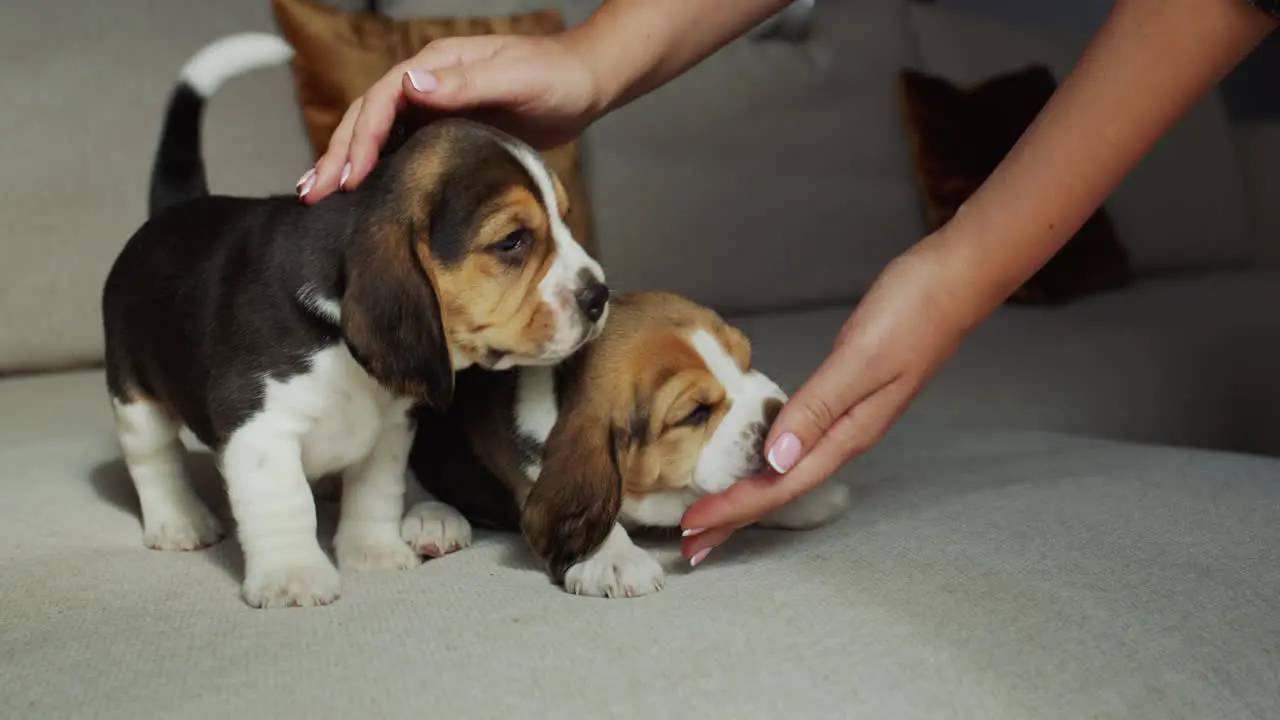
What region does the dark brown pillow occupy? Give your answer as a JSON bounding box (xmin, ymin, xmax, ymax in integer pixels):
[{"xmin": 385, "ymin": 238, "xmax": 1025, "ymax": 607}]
[
  {"xmin": 899, "ymin": 65, "xmax": 1131, "ymax": 305},
  {"xmin": 271, "ymin": 0, "xmax": 598, "ymax": 258}
]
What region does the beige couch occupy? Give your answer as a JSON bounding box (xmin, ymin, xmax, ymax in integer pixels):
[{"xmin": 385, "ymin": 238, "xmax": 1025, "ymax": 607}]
[{"xmin": 3, "ymin": 1, "xmax": 1278, "ymax": 717}]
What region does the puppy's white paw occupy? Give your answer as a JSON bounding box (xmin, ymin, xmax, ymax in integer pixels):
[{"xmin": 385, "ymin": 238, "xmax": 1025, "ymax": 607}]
[
  {"xmin": 142, "ymin": 502, "xmax": 225, "ymax": 551},
  {"xmin": 400, "ymin": 501, "xmax": 472, "ymax": 557},
  {"xmin": 565, "ymin": 543, "xmax": 665, "ymax": 599},
  {"xmin": 334, "ymin": 534, "xmax": 421, "ymax": 572},
  {"xmin": 759, "ymin": 481, "xmax": 851, "ymax": 530},
  {"xmin": 242, "ymin": 551, "xmax": 341, "ymax": 609}
]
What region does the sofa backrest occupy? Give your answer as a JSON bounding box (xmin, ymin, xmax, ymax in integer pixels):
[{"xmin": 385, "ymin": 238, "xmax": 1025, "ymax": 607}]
[{"xmin": 0, "ymin": 0, "xmax": 1274, "ymax": 375}]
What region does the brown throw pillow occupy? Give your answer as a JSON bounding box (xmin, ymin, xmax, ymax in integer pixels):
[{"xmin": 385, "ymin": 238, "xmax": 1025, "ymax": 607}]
[
  {"xmin": 899, "ymin": 65, "xmax": 1131, "ymax": 305},
  {"xmin": 271, "ymin": 0, "xmax": 597, "ymax": 257}
]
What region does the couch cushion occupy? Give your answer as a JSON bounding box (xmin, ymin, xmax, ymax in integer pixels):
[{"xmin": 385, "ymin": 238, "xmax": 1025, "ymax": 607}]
[
  {"xmin": 0, "ymin": 0, "xmax": 346, "ymax": 374},
  {"xmin": 1237, "ymin": 121, "xmax": 1280, "ymax": 254},
  {"xmin": 1, "ymin": 369, "xmax": 1278, "ymax": 717},
  {"xmin": 904, "ymin": 2, "xmax": 1261, "ymax": 274},
  {"xmin": 730, "ymin": 267, "xmax": 1280, "ymax": 457},
  {"xmin": 898, "ymin": 64, "xmax": 1132, "ymax": 304},
  {"xmin": 385, "ymin": 0, "xmax": 929, "ymax": 315}
]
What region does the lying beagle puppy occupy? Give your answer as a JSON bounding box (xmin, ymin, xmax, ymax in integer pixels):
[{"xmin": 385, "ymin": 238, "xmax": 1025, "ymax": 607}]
[
  {"xmin": 100, "ymin": 33, "xmax": 608, "ymax": 609},
  {"xmin": 407, "ymin": 291, "xmax": 851, "ymax": 598}
]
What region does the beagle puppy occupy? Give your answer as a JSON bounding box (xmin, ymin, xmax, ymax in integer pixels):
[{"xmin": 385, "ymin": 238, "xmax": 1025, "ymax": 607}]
[
  {"xmin": 408, "ymin": 291, "xmax": 851, "ymax": 598},
  {"xmin": 100, "ymin": 33, "xmax": 608, "ymax": 609}
]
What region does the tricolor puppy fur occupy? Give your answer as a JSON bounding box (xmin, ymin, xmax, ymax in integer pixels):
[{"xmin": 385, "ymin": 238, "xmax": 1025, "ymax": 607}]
[
  {"xmin": 411, "ymin": 291, "xmax": 851, "ymax": 598},
  {"xmin": 100, "ymin": 33, "xmax": 608, "ymax": 609}
]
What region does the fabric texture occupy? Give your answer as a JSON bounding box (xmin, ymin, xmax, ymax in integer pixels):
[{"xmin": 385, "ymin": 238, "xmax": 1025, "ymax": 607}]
[
  {"xmin": 904, "ymin": 2, "xmax": 1262, "ymax": 273},
  {"xmin": 0, "ymin": 0, "xmax": 326, "ymax": 374},
  {"xmin": 899, "ymin": 65, "xmax": 1132, "ymax": 304},
  {"xmin": 2, "ymin": 366, "xmax": 1279, "ymax": 719},
  {"xmin": 271, "ymin": 0, "xmax": 598, "ymax": 257},
  {"xmin": 730, "ymin": 267, "xmax": 1280, "ymax": 458},
  {"xmin": 1237, "ymin": 121, "xmax": 1280, "ymax": 245}
]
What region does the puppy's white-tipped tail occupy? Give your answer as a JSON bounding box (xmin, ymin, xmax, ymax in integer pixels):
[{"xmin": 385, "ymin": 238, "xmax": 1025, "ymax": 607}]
[
  {"xmin": 149, "ymin": 33, "xmax": 295, "ymax": 216},
  {"xmin": 178, "ymin": 32, "xmax": 295, "ymax": 98}
]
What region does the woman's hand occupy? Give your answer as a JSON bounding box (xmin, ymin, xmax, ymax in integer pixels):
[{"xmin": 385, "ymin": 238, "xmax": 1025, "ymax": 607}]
[
  {"xmin": 680, "ymin": 236, "xmax": 980, "ymax": 565},
  {"xmin": 298, "ymin": 0, "xmax": 795, "ymax": 203},
  {"xmin": 300, "ymin": 32, "xmax": 604, "ymax": 203},
  {"xmin": 679, "ymin": 0, "xmax": 1276, "ymax": 565}
]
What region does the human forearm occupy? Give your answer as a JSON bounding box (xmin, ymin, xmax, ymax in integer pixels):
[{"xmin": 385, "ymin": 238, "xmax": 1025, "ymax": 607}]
[
  {"xmin": 929, "ymin": 0, "xmax": 1276, "ymax": 326},
  {"xmin": 561, "ymin": 0, "xmax": 794, "ymax": 113}
]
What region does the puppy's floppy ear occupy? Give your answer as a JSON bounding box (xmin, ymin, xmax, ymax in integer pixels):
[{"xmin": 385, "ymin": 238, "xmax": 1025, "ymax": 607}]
[
  {"xmin": 341, "ymin": 214, "xmax": 455, "ymax": 409},
  {"xmin": 521, "ymin": 405, "xmax": 624, "ymax": 584}
]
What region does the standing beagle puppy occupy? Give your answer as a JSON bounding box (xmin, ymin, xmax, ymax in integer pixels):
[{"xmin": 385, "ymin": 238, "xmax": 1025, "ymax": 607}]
[
  {"xmin": 100, "ymin": 33, "xmax": 608, "ymax": 609},
  {"xmin": 408, "ymin": 291, "xmax": 850, "ymax": 598}
]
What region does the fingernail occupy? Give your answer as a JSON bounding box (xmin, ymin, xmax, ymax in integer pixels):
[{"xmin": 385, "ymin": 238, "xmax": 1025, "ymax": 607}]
[
  {"xmin": 295, "ymin": 167, "xmax": 315, "ymax": 192},
  {"xmin": 298, "ymin": 173, "xmax": 316, "ymax": 198},
  {"xmin": 339, "ymin": 162, "xmax": 351, "ymax": 189},
  {"xmin": 681, "ymin": 527, "xmax": 706, "ymax": 538},
  {"xmin": 767, "ymin": 432, "xmax": 802, "ymax": 473},
  {"xmin": 406, "ymin": 70, "xmax": 437, "ymax": 93},
  {"xmin": 690, "ymin": 547, "xmax": 713, "ymax": 568}
]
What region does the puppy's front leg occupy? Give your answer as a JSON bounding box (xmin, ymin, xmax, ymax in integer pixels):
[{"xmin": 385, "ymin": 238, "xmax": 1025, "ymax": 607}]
[
  {"xmin": 333, "ymin": 410, "xmax": 421, "ymax": 572},
  {"xmin": 400, "ymin": 472, "xmax": 473, "ymax": 558},
  {"xmin": 221, "ymin": 430, "xmax": 340, "ymax": 609},
  {"xmin": 563, "ymin": 523, "xmax": 665, "ymax": 599}
]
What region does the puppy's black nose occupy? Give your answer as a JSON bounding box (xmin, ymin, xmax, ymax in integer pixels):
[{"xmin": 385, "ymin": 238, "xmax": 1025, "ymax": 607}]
[{"xmin": 576, "ymin": 282, "xmax": 610, "ymax": 323}]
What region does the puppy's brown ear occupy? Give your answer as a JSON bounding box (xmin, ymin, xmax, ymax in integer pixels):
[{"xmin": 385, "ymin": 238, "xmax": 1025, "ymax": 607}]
[
  {"xmin": 341, "ymin": 217, "xmax": 455, "ymax": 409},
  {"xmin": 521, "ymin": 407, "xmax": 623, "ymax": 584}
]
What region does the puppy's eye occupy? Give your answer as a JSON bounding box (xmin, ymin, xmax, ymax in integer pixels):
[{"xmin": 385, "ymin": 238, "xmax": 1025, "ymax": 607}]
[
  {"xmin": 677, "ymin": 403, "xmax": 713, "ymax": 428},
  {"xmin": 491, "ymin": 229, "xmax": 531, "ymax": 256}
]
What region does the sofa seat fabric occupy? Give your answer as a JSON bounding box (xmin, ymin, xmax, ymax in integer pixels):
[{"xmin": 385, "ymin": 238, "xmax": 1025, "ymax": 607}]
[
  {"xmin": 2, "ymin": 364, "xmax": 1279, "ymax": 718},
  {"xmin": 732, "ymin": 267, "xmax": 1280, "ymax": 458}
]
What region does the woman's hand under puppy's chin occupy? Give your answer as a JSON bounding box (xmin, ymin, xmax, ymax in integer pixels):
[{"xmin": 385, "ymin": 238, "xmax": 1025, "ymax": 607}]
[
  {"xmin": 301, "ymin": 29, "xmax": 608, "ymax": 205},
  {"xmin": 678, "ymin": 231, "xmax": 993, "ymax": 566}
]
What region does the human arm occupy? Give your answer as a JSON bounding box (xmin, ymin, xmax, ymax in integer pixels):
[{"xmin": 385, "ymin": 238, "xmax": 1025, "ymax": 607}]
[
  {"xmin": 680, "ymin": 0, "xmax": 1278, "ymax": 563},
  {"xmin": 302, "ymin": 0, "xmax": 793, "ymax": 202}
]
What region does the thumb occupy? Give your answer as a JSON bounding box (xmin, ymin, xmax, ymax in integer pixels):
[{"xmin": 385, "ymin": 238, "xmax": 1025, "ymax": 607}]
[
  {"xmin": 764, "ymin": 343, "xmax": 881, "ymax": 475},
  {"xmin": 402, "ymin": 59, "xmax": 529, "ymax": 113}
]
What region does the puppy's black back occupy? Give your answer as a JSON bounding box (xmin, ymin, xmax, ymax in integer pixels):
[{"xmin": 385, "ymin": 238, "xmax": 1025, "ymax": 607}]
[{"xmin": 102, "ymin": 195, "xmax": 353, "ymax": 448}]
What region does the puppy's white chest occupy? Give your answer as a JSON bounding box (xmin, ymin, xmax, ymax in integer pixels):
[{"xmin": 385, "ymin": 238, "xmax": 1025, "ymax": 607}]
[
  {"xmin": 300, "ymin": 390, "xmax": 385, "ymax": 478},
  {"xmin": 265, "ymin": 345, "xmax": 408, "ymax": 479},
  {"xmin": 513, "ymin": 366, "xmax": 558, "ymax": 481}
]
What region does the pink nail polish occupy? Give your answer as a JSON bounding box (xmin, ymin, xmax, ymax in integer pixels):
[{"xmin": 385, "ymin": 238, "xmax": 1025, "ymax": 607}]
[
  {"xmin": 339, "ymin": 162, "xmax": 351, "ymax": 189},
  {"xmin": 681, "ymin": 527, "xmax": 706, "ymax": 538},
  {"xmin": 299, "ymin": 173, "xmax": 316, "ymax": 198},
  {"xmin": 767, "ymin": 432, "xmax": 802, "ymax": 473},
  {"xmin": 295, "ymin": 168, "xmax": 315, "ymax": 191},
  {"xmin": 689, "ymin": 547, "xmax": 713, "ymax": 568},
  {"xmin": 406, "ymin": 70, "xmax": 438, "ymax": 93}
]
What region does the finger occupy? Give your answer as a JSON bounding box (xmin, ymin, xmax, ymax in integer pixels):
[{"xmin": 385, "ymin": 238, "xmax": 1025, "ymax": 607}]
[
  {"xmin": 763, "ymin": 338, "xmax": 894, "ymax": 477},
  {"xmin": 305, "ymin": 98, "xmax": 363, "ymax": 203},
  {"xmin": 406, "ymin": 35, "xmax": 506, "ymax": 74},
  {"xmin": 412, "ymin": 56, "xmax": 533, "ymax": 113},
  {"xmin": 343, "ymin": 64, "xmax": 414, "ymax": 193},
  {"xmin": 344, "ymin": 37, "xmax": 506, "ymax": 186},
  {"xmin": 680, "ymin": 525, "xmax": 737, "ymax": 566},
  {"xmin": 682, "ymin": 377, "xmax": 910, "ymax": 533}
]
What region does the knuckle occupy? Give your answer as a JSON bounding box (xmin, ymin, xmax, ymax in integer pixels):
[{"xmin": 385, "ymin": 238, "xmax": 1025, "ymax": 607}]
[
  {"xmin": 453, "ymin": 66, "xmax": 470, "ymax": 92},
  {"xmin": 797, "ymin": 396, "xmax": 837, "ymax": 433}
]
